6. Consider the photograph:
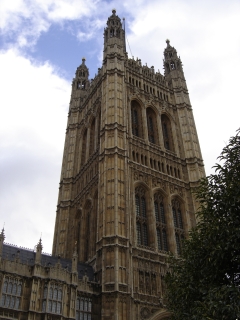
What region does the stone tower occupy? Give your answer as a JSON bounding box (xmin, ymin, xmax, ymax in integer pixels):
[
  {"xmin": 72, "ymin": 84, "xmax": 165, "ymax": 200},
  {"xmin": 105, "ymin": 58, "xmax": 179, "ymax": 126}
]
[{"xmin": 52, "ymin": 9, "xmax": 205, "ymax": 320}]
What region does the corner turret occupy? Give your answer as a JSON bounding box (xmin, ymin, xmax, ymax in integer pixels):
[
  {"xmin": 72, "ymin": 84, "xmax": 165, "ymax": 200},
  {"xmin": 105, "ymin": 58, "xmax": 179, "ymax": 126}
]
[
  {"xmin": 164, "ymin": 39, "xmax": 184, "ymax": 75},
  {"xmin": 103, "ymin": 9, "xmax": 126, "ymax": 61}
]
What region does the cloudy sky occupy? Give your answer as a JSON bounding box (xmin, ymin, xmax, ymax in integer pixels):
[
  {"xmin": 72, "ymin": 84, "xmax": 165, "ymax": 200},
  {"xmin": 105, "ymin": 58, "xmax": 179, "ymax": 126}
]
[{"xmin": 1, "ymin": 0, "xmax": 240, "ymax": 254}]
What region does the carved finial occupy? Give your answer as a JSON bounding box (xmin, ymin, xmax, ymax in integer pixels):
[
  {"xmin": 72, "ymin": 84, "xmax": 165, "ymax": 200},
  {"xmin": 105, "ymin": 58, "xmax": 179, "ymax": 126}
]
[
  {"xmin": 36, "ymin": 237, "xmax": 43, "ymax": 251},
  {"xmin": 166, "ymin": 39, "xmax": 170, "ymax": 47},
  {"xmin": 82, "ymin": 57, "xmax": 86, "ymax": 64},
  {"xmin": 112, "ymin": 9, "xmax": 116, "ymax": 15}
]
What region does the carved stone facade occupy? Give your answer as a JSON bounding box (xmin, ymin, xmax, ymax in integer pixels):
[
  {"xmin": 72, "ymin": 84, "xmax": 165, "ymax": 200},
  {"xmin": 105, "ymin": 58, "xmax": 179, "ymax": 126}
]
[
  {"xmin": 0, "ymin": 230, "xmax": 100, "ymax": 320},
  {"xmin": 52, "ymin": 9, "xmax": 204, "ymax": 320},
  {"xmin": 0, "ymin": 9, "xmax": 204, "ymax": 320}
]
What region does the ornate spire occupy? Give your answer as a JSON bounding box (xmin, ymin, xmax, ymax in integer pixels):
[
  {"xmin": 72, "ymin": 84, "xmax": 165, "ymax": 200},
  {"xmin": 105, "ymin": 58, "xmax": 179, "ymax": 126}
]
[
  {"xmin": 35, "ymin": 237, "xmax": 43, "ymax": 265},
  {"xmin": 163, "ymin": 39, "xmax": 183, "ymax": 76},
  {"xmin": 103, "ymin": 9, "xmax": 126, "ymax": 58},
  {"xmin": 74, "ymin": 57, "xmax": 90, "ymax": 90}
]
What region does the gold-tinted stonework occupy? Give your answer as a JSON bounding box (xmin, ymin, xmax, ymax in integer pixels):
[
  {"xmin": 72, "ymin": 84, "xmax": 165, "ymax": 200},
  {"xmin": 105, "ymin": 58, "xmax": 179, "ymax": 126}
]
[{"xmin": 0, "ymin": 10, "xmax": 204, "ymax": 320}]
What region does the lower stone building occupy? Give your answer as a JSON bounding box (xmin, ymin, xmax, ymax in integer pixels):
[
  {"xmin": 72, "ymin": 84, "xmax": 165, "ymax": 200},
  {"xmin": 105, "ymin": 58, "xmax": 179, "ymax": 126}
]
[{"xmin": 0, "ymin": 230, "xmax": 101, "ymax": 320}]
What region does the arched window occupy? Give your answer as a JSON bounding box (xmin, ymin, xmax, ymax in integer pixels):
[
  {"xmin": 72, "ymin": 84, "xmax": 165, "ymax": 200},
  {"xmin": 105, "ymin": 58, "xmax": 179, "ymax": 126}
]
[
  {"xmin": 146, "ymin": 107, "xmax": 158, "ymax": 144},
  {"xmin": 110, "ymin": 28, "xmax": 114, "ymax": 37},
  {"xmin": 46, "ymin": 285, "xmax": 62, "ymax": 314},
  {"xmin": 76, "ymin": 296, "xmax": 92, "ymax": 319},
  {"xmin": 135, "ymin": 187, "xmax": 148, "ymax": 246},
  {"xmin": 154, "ymin": 193, "xmax": 168, "ymax": 252},
  {"xmin": 81, "ymin": 129, "xmax": 87, "ymax": 166},
  {"xmin": 172, "ymin": 199, "xmax": 183, "ymax": 229},
  {"xmin": 131, "ymin": 100, "xmax": 143, "ymax": 138},
  {"xmin": 172, "ymin": 199, "xmax": 184, "ymax": 254},
  {"xmin": 1, "ymin": 278, "xmax": 22, "ymax": 310},
  {"xmin": 161, "ymin": 114, "xmax": 174, "ymax": 151}
]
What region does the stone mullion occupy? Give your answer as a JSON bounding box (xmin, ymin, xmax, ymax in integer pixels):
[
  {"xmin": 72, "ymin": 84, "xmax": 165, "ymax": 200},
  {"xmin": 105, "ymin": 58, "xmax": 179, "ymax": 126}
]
[
  {"xmin": 156, "ymin": 111, "xmax": 165, "ymax": 149},
  {"xmin": 141, "ymin": 106, "xmax": 148, "ymax": 142},
  {"xmin": 147, "ymin": 185, "xmax": 156, "ymax": 249}
]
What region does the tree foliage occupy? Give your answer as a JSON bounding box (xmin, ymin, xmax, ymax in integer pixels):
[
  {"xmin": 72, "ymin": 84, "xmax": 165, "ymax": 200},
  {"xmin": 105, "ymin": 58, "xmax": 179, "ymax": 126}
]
[{"xmin": 165, "ymin": 130, "xmax": 240, "ymax": 319}]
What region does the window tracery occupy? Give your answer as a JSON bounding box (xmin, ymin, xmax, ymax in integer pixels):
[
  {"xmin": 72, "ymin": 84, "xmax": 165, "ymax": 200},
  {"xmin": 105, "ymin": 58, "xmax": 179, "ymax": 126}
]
[
  {"xmin": 76, "ymin": 296, "xmax": 92, "ymax": 320},
  {"xmin": 161, "ymin": 114, "xmax": 174, "ymax": 151},
  {"xmin": 135, "ymin": 187, "xmax": 148, "ymax": 246},
  {"xmin": 0, "ymin": 277, "xmax": 22, "ymax": 310},
  {"xmin": 146, "ymin": 108, "xmax": 158, "ymax": 144},
  {"xmin": 42, "ymin": 283, "xmax": 62, "ymax": 314},
  {"xmin": 131, "ymin": 100, "xmax": 143, "ymax": 138},
  {"xmin": 154, "ymin": 193, "xmax": 168, "ymax": 252},
  {"xmin": 172, "ymin": 199, "xmax": 184, "ymax": 254}
]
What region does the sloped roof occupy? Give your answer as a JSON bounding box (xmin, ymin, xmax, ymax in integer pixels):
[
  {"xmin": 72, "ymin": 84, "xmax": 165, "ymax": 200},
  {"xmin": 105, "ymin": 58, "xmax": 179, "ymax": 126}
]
[{"xmin": 2, "ymin": 243, "xmax": 94, "ymax": 281}]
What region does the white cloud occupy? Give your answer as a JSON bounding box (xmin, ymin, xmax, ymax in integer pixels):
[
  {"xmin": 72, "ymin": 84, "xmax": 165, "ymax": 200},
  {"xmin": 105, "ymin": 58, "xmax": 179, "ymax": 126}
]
[
  {"xmin": 0, "ymin": 0, "xmax": 100, "ymax": 48},
  {"xmin": 0, "ymin": 49, "xmax": 70, "ymax": 252}
]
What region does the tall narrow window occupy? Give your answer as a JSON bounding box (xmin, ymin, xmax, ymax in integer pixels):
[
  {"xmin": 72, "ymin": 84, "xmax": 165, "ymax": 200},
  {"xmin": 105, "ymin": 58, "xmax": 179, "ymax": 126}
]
[
  {"xmin": 146, "ymin": 107, "xmax": 158, "ymax": 144},
  {"xmin": 172, "ymin": 199, "xmax": 184, "ymax": 254},
  {"xmin": 161, "ymin": 114, "xmax": 173, "ymax": 151},
  {"xmin": 154, "ymin": 193, "xmax": 168, "ymax": 252},
  {"xmin": 46, "ymin": 284, "xmax": 62, "ymax": 314},
  {"xmin": 135, "ymin": 187, "xmax": 148, "ymax": 247},
  {"xmin": 81, "ymin": 129, "xmax": 87, "ymax": 166},
  {"xmin": 131, "ymin": 100, "xmax": 143, "ymax": 138},
  {"xmin": 172, "ymin": 199, "xmax": 183, "ymax": 229}
]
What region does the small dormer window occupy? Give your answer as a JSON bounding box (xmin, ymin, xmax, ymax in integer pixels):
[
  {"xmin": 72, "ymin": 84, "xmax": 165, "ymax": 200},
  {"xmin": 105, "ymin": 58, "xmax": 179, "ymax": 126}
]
[{"xmin": 169, "ymin": 52, "xmax": 172, "ymax": 58}]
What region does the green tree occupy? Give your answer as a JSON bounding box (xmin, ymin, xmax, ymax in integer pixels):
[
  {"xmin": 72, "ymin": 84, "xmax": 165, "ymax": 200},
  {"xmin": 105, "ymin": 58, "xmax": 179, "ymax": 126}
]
[{"xmin": 165, "ymin": 130, "xmax": 240, "ymax": 320}]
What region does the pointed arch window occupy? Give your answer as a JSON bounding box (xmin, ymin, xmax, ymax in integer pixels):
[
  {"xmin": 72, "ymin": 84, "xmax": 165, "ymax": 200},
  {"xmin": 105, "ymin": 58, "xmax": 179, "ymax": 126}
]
[
  {"xmin": 154, "ymin": 193, "xmax": 168, "ymax": 252},
  {"xmin": 172, "ymin": 199, "xmax": 184, "ymax": 254},
  {"xmin": 131, "ymin": 100, "xmax": 143, "ymax": 138},
  {"xmin": 146, "ymin": 107, "xmax": 158, "ymax": 144},
  {"xmin": 0, "ymin": 277, "xmax": 22, "ymax": 310},
  {"xmin": 135, "ymin": 187, "xmax": 148, "ymax": 247},
  {"xmin": 110, "ymin": 28, "xmax": 114, "ymax": 37},
  {"xmin": 76, "ymin": 296, "xmax": 92, "ymax": 320},
  {"xmin": 45, "ymin": 284, "xmax": 62, "ymax": 314},
  {"xmin": 161, "ymin": 114, "xmax": 174, "ymax": 151}
]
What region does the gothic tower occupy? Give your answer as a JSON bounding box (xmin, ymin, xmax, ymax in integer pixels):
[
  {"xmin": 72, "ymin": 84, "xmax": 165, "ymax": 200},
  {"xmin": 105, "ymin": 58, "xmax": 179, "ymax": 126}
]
[{"xmin": 52, "ymin": 10, "xmax": 204, "ymax": 320}]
